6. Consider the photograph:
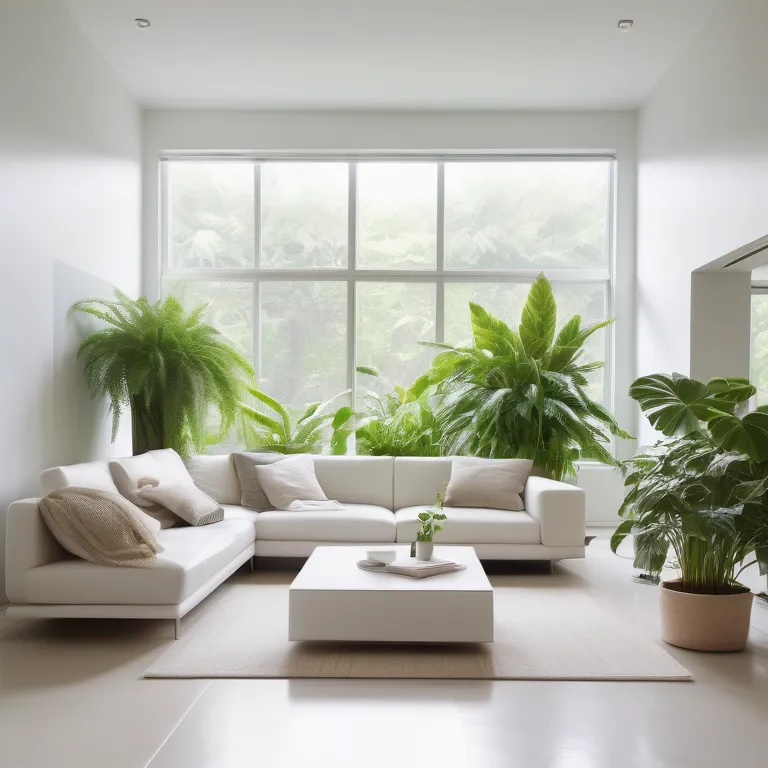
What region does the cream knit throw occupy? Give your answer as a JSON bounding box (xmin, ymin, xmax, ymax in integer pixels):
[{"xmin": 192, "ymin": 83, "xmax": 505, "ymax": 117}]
[{"xmin": 39, "ymin": 488, "xmax": 162, "ymax": 568}]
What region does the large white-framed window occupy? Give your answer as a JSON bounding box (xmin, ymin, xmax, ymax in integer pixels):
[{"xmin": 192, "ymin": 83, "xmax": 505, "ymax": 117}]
[{"xmin": 160, "ymin": 154, "xmax": 616, "ymax": 432}]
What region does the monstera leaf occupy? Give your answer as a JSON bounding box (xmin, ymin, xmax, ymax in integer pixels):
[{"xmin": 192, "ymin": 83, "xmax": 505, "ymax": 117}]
[
  {"xmin": 708, "ymin": 407, "xmax": 768, "ymax": 462},
  {"xmin": 629, "ymin": 373, "xmax": 745, "ymax": 436}
]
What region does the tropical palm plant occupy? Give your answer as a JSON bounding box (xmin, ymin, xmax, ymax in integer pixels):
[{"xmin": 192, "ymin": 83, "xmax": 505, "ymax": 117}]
[
  {"xmin": 354, "ymin": 367, "xmax": 441, "ymax": 457},
  {"xmin": 611, "ymin": 373, "xmax": 768, "ymax": 594},
  {"xmin": 74, "ymin": 290, "xmax": 252, "ymax": 458},
  {"xmin": 424, "ymin": 274, "xmax": 629, "ymax": 479},
  {"xmin": 238, "ymin": 386, "xmax": 354, "ymax": 455}
]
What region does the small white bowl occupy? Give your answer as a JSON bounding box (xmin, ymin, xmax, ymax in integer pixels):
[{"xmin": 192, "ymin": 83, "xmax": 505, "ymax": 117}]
[{"xmin": 365, "ymin": 549, "xmax": 397, "ymax": 565}]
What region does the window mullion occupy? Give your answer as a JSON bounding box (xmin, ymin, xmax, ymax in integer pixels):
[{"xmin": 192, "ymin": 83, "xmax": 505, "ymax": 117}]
[
  {"xmin": 252, "ymin": 279, "xmax": 261, "ymax": 380},
  {"xmin": 436, "ymin": 161, "xmax": 445, "ymax": 344},
  {"xmin": 347, "ymin": 162, "xmax": 357, "ymax": 401},
  {"xmin": 252, "ymin": 162, "xmax": 262, "ymax": 380}
]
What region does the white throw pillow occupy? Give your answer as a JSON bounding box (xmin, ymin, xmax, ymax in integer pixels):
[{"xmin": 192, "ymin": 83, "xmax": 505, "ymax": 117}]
[
  {"xmin": 137, "ymin": 481, "xmax": 224, "ymax": 526},
  {"xmin": 253, "ymin": 455, "xmax": 328, "ymax": 510},
  {"xmin": 443, "ymin": 457, "xmax": 533, "ymax": 511},
  {"xmin": 109, "ymin": 449, "xmax": 194, "ymax": 528}
]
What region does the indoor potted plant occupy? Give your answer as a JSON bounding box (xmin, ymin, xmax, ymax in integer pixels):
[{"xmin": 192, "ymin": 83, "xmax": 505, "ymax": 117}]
[
  {"xmin": 415, "ymin": 494, "xmax": 447, "ymax": 561},
  {"xmin": 74, "ymin": 290, "xmax": 253, "ymax": 458},
  {"xmin": 611, "ymin": 373, "xmax": 768, "ymax": 651},
  {"xmin": 422, "ymin": 274, "xmax": 630, "ymax": 480}
]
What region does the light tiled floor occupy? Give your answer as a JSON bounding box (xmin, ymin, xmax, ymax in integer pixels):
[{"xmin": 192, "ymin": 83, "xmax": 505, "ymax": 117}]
[{"xmin": 1, "ymin": 532, "xmax": 767, "ymax": 768}]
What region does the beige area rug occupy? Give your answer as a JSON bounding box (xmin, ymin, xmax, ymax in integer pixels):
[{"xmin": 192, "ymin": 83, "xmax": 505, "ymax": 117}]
[{"xmin": 145, "ymin": 573, "xmax": 691, "ymax": 681}]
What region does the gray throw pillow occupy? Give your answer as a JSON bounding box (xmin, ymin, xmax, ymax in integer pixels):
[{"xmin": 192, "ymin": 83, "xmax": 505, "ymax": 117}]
[
  {"xmin": 443, "ymin": 457, "xmax": 533, "ymax": 511},
  {"xmin": 232, "ymin": 452, "xmax": 290, "ymax": 510}
]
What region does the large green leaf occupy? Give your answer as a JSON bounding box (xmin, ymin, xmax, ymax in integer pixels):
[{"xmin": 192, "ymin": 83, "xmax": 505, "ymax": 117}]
[
  {"xmin": 629, "ymin": 373, "xmax": 739, "ymax": 436},
  {"xmin": 705, "ymin": 377, "xmax": 755, "ymax": 404},
  {"xmin": 469, "ymin": 302, "xmax": 520, "ymax": 357},
  {"xmin": 245, "ymin": 386, "xmax": 291, "ymax": 440},
  {"xmin": 708, "ymin": 407, "xmax": 768, "ymax": 462},
  {"xmin": 519, "ymin": 274, "xmax": 557, "ymax": 359},
  {"xmin": 331, "ymin": 406, "xmax": 354, "ymax": 430}
]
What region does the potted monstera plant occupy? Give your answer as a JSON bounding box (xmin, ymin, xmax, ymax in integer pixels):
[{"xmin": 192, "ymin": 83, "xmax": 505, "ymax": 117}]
[{"xmin": 612, "ymin": 373, "xmax": 768, "ymax": 651}]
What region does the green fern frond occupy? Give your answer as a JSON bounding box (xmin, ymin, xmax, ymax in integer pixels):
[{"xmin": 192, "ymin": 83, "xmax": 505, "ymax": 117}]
[{"xmin": 74, "ymin": 290, "xmax": 253, "ymax": 458}]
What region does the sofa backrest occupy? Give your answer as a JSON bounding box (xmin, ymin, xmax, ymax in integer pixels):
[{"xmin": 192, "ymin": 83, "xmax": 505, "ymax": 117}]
[
  {"xmin": 40, "ymin": 460, "xmax": 119, "ymax": 495},
  {"xmin": 185, "ymin": 454, "xmax": 241, "ymax": 504},
  {"xmin": 313, "ymin": 456, "xmax": 394, "ymax": 507},
  {"xmin": 393, "ymin": 457, "xmax": 452, "ymax": 509},
  {"xmin": 185, "ymin": 454, "xmax": 395, "ymax": 509},
  {"xmin": 41, "ymin": 453, "xmax": 538, "ymax": 513}
]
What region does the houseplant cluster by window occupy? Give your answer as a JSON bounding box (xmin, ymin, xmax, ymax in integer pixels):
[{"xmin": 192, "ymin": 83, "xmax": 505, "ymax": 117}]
[
  {"xmin": 74, "ymin": 275, "xmax": 628, "ymax": 482},
  {"xmin": 611, "ymin": 373, "xmax": 768, "ymax": 651}
]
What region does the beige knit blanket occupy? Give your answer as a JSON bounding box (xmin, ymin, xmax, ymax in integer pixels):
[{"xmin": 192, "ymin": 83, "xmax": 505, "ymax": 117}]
[{"xmin": 39, "ymin": 488, "xmax": 162, "ymax": 568}]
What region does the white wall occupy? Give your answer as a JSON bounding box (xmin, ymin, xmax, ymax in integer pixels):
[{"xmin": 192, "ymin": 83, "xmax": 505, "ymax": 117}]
[
  {"xmin": 0, "ymin": 0, "xmax": 142, "ymax": 601},
  {"xmin": 690, "ymin": 271, "xmax": 752, "ymax": 382},
  {"xmin": 637, "ymin": 0, "xmax": 768, "ymax": 440}
]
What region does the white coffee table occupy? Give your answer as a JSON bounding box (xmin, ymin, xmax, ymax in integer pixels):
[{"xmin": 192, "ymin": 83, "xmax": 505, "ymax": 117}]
[{"xmin": 288, "ymin": 545, "xmax": 494, "ymax": 643}]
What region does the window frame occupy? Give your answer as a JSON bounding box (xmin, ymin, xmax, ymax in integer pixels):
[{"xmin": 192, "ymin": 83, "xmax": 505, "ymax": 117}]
[
  {"xmin": 160, "ymin": 152, "xmax": 616, "ymax": 415},
  {"xmin": 750, "ymin": 280, "xmax": 768, "ymax": 405}
]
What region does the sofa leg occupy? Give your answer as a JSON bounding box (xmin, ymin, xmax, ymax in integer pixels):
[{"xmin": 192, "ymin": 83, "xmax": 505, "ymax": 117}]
[
  {"xmin": 250, "ymin": 556, "xmax": 254, "ymax": 573},
  {"xmin": 174, "ymin": 618, "xmax": 181, "ymax": 640}
]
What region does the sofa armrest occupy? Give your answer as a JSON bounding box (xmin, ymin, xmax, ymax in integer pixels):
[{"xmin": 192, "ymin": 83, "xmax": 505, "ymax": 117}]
[
  {"xmin": 524, "ymin": 477, "xmax": 586, "ymax": 547},
  {"xmin": 6, "ymin": 499, "xmax": 65, "ymax": 603}
]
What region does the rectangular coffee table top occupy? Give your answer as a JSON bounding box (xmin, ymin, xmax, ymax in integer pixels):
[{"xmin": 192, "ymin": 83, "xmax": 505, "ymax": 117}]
[{"xmin": 290, "ymin": 545, "xmax": 491, "ymax": 593}]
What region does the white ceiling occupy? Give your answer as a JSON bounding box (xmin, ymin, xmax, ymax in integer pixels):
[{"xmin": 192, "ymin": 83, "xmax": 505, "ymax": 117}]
[{"xmin": 62, "ymin": 0, "xmax": 721, "ymax": 110}]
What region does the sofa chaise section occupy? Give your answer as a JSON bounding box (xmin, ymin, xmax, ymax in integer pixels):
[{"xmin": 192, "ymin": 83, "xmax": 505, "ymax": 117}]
[{"xmin": 5, "ymin": 498, "xmax": 256, "ymax": 637}]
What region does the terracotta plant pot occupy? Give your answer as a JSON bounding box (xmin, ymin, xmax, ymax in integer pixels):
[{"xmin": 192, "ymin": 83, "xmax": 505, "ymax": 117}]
[{"xmin": 660, "ymin": 579, "xmax": 753, "ymax": 652}]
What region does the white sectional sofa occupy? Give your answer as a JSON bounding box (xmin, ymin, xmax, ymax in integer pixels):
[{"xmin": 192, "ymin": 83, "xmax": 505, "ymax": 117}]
[{"xmin": 4, "ymin": 455, "xmax": 586, "ymax": 637}]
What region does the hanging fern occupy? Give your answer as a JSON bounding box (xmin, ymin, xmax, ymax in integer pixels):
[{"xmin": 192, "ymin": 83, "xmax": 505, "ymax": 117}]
[{"xmin": 73, "ymin": 290, "xmax": 253, "ymax": 458}]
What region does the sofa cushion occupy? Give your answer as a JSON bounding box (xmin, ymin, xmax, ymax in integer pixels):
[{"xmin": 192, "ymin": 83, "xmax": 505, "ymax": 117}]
[
  {"xmin": 185, "ymin": 454, "xmax": 241, "ymax": 505},
  {"xmin": 312, "ymin": 456, "xmax": 394, "ymax": 508},
  {"xmin": 23, "ymin": 519, "xmax": 255, "ymax": 605},
  {"xmin": 393, "ymin": 457, "xmax": 453, "ymax": 509},
  {"xmin": 41, "ymin": 460, "xmax": 121, "ymax": 496},
  {"xmin": 39, "ymin": 488, "xmax": 163, "ymax": 566},
  {"xmin": 232, "ymin": 452, "xmax": 287, "ymax": 510},
  {"xmin": 444, "ymin": 457, "xmax": 533, "ymax": 511},
  {"xmin": 255, "ymin": 504, "xmax": 396, "ymax": 543},
  {"xmin": 138, "ymin": 481, "xmax": 224, "ymax": 526},
  {"xmin": 395, "ymin": 506, "xmax": 541, "ymax": 545},
  {"xmin": 221, "ymin": 504, "xmax": 260, "ymax": 525},
  {"xmin": 109, "ymin": 449, "xmax": 194, "ymax": 528},
  {"xmin": 255, "ymin": 454, "xmax": 328, "ymax": 509},
  {"xmin": 234, "ymin": 454, "xmax": 395, "ymax": 511}
]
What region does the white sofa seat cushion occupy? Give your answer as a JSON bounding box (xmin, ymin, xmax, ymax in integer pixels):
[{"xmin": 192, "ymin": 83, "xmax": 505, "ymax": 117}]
[
  {"xmin": 23, "ymin": 519, "xmax": 255, "ymax": 606},
  {"xmin": 255, "ymin": 504, "xmax": 396, "ymax": 543},
  {"xmin": 221, "ymin": 504, "xmax": 260, "ymax": 525},
  {"xmin": 395, "ymin": 506, "xmax": 541, "ymax": 545}
]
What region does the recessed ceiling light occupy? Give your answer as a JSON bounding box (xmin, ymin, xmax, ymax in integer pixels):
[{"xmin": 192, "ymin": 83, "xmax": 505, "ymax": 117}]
[
  {"xmin": 135, "ymin": 18, "xmax": 151, "ymax": 29},
  {"xmin": 618, "ymin": 19, "xmax": 634, "ymax": 31}
]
